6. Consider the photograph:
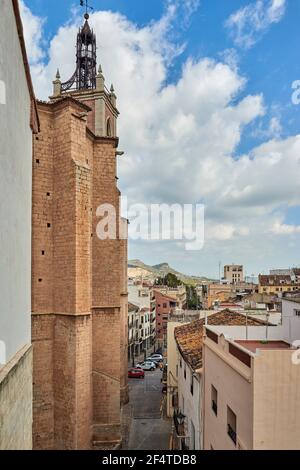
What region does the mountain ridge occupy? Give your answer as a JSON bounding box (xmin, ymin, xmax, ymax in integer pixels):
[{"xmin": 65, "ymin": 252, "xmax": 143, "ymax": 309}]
[{"xmin": 128, "ymin": 259, "xmax": 213, "ymax": 284}]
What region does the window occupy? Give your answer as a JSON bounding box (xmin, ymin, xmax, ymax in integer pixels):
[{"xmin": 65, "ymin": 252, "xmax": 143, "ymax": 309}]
[
  {"xmin": 294, "ymin": 310, "xmax": 300, "ymax": 317},
  {"xmin": 184, "ymin": 363, "xmax": 187, "ymax": 380},
  {"xmin": 227, "ymin": 406, "xmax": 237, "ymax": 446},
  {"xmin": 163, "ymin": 303, "xmax": 167, "ymax": 308},
  {"xmin": 211, "ymin": 385, "xmax": 218, "ymax": 416},
  {"xmin": 190, "ymin": 375, "xmax": 194, "ymax": 396},
  {"xmin": 180, "ymin": 358, "xmax": 182, "ymax": 368}
]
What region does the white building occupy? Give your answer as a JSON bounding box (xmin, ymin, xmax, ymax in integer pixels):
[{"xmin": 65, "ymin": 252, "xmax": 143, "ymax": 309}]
[
  {"xmin": 172, "ymin": 309, "xmax": 280, "ymax": 450},
  {"xmin": 128, "ymin": 283, "xmax": 156, "ymax": 359},
  {"xmin": 203, "ymin": 297, "xmax": 300, "ymax": 450},
  {"xmin": 0, "ymin": 0, "xmax": 39, "ymax": 450}
]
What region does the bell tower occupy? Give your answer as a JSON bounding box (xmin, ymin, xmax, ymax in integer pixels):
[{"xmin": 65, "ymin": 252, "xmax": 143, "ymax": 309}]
[{"xmin": 51, "ymin": 1, "xmax": 119, "ymax": 138}]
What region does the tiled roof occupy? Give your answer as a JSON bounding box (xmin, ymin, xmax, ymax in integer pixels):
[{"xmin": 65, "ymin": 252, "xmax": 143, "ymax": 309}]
[
  {"xmin": 128, "ymin": 302, "xmax": 139, "ymax": 312},
  {"xmin": 259, "ymin": 275, "xmax": 292, "ymax": 286},
  {"xmin": 174, "ymin": 309, "xmax": 267, "ymax": 371}
]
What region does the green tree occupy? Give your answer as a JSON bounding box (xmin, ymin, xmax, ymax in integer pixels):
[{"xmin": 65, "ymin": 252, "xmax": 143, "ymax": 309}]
[{"xmin": 154, "ymin": 273, "xmax": 182, "ymax": 288}]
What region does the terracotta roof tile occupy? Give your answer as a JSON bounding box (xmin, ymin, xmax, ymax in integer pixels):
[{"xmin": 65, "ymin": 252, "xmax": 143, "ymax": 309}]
[{"xmin": 174, "ymin": 309, "xmax": 267, "ymax": 370}]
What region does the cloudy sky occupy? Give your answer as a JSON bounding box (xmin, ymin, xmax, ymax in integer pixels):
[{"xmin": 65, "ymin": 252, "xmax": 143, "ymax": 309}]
[{"xmin": 21, "ymin": 0, "xmax": 300, "ymax": 278}]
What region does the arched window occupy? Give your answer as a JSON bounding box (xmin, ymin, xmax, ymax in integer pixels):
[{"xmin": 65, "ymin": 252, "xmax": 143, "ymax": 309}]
[{"xmin": 106, "ymin": 118, "xmax": 112, "ymax": 137}]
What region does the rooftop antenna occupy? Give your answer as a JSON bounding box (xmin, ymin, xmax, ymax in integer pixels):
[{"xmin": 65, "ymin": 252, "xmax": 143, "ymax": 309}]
[{"xmin": 80, "ymin": 0, "xmax": 94, "ymax": 19}]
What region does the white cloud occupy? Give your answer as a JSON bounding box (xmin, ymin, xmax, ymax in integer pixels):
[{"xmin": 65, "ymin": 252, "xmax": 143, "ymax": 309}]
[
  {"xmin": 20, "ymin": 1, "xmax": 300, "ymax": 275},
  {"xmin": 272, "ymin": 222, "xmax": 300, "ymax": 235},
  {"xmin": 19, "ymin": 0, "xmax": 45, "ymax": 64},
  {"xmin": 225, "ymin": 0, "xmax": 287, "ymax": 49}
]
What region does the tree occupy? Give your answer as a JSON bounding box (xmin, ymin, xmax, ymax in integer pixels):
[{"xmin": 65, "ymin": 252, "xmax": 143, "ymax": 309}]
[
  {"xmin": 186, "ymin": 285, "xmax": 200, "ymax": 310},
  {"xmin": 154, "ymin": 273, "xmax": 182, "ymax": 288}
]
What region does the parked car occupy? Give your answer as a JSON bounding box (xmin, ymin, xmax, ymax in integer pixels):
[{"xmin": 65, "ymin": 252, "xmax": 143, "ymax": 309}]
[
  {"xmin": 128, "ymin": 368, "xmax": 145, "ymax": 379},
  {"xmin": 150, "ymin": 354, "xmax": 164, "ymax": 362},
  {"xmin": 136, "ymin": 361, "xmax": 156, "ymax": 371},
  {"xmin": 146, "ymin": 357, "xmax": 160, "ymax": 367}
]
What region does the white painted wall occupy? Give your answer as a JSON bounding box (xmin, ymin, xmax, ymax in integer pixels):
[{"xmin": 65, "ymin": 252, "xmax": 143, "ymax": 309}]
[
  {"xmin": 177, "ymin": 352, "xmax": 202, "ymax": 450},
  {"xmin": 0, "ymin": 1, "xmax": 32, "ymax": 363}
]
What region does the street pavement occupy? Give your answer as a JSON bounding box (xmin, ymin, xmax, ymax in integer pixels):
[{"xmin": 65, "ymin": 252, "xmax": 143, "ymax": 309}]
[{"xmin": 127, "ymin": 368, "xmax": 172, "ymax": 450}]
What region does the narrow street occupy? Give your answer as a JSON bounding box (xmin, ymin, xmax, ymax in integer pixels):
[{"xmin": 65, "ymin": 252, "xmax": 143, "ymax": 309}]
[{"xmin": 127, "ymin": 368, "xmax": 172, "ymax": 450}]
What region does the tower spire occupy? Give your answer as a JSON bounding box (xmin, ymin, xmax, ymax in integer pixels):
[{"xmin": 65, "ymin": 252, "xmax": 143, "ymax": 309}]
[{"xmin": 60, "ymin": 1, "xmax": 97, "ymax": 92}]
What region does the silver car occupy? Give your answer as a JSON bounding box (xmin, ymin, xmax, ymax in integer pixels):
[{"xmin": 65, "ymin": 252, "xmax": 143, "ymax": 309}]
[{"xmin": 136, "ymin": 361, "xmax": 156, "ymax": 371}]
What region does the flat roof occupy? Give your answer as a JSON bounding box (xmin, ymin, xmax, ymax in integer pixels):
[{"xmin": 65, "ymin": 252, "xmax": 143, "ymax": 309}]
[{"xmin": 236, "ymin": 340, "xmax": 291, "ymax": 353}]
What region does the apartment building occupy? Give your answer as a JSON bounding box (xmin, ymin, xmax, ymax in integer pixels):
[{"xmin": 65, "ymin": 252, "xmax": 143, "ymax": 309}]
[
  {"xmin": 259, "ymin": 274, "xmax": 300, "ymax": 295},
  {"xmin": 128, "ymin": 283, "xmax": 156, "ymax": 357},
  {"xmin": 128, "ymin": 303, "xmax": 139, "ymax": 364},
  {"xmin": 171, "ymin": 310, "xmax": 267, "ymax": 450},
  {"xmin": 153, "ymin": 287, "xmax": 186, "ymax": 347},
  {"xmin": 223, "ymin": 265, "xmax": 244, "ymax": 284},
  {"xmin": 203, "ymin": 298, "xmax": 300, "ymax": 450}
]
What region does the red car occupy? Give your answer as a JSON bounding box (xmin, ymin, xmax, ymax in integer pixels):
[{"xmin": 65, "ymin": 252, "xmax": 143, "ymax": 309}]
[{"xmin": 128, "ymin": 368, "xmax": 145, "ymax": 379}]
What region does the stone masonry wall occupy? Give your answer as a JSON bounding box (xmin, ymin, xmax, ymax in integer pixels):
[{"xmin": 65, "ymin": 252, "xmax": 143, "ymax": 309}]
[
  {"xmin": 0, "ymin": 345, "xmax": 32, "ymax": 450},
  {"xmin": 32, "ymin": 93, "xmax": 128, "ymax": 449}
]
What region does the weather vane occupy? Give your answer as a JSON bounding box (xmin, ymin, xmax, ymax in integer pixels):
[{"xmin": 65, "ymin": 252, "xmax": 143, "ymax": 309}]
[{"xmin": 80, "ymin": 0, "xmax": 94, "ymax": 19}]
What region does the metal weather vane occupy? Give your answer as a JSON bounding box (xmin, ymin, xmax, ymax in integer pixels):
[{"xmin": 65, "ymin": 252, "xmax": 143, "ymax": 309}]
[{"xmin": 80, "ymin": 0, "xmax": 94, "ymax": 19}]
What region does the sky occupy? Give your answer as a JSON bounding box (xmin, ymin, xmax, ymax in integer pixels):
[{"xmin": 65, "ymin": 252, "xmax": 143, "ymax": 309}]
[{"xmin": 21, "ymin": 0, "xmax": 300, "ymax": 278}]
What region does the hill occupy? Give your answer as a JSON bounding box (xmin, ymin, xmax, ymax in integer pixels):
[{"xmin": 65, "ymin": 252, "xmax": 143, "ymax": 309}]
[{"xmin": 128, "ymin": 260, "xmax": 213, "ymax": 285}]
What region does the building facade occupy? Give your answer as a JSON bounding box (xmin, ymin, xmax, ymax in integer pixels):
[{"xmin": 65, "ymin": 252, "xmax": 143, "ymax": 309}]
[
  {"xmin": 0, "ymin": 0, "xmax": 39, "ymax": 450},
  {"xmin": 259, "ymin": 274, "xmax": 300, "ymax": 295},
  {"xmin": 154, "ymin": 291, "xmax": 180, "ymax": 347},
  {"xmin": 172, "ymin": 311, "xmax": 269, "ymax": 451},
  {"xmin": 128, "ymin": 283, "xmax": 156, "ymax": 361},
  {"xmin": 203, "ymin": 299, "xmax": 300, "ymax": 450},
  {"xmin": 31, "ymin": 13, "xmax": 128, "ymax": 450},
  {"xmin": 223, "ymin": 265, "xmax": 244, "ymax": 284}
]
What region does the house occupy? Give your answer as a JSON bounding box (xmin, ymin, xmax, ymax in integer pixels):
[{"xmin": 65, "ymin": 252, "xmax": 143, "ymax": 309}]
[
  {"xmin": 171, "ymin": 310, "xmax": 267, "ymax": 450},
  {"xmin": 203, "ymin": 298, "xmax": 300, "ymax": 450},
  {"xmin": 259, "ymin": 274, "xmax": 300, "ymax": 295}
]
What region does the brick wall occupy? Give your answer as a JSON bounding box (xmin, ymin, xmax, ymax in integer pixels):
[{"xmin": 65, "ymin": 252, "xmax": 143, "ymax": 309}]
[{"xmin": 32, "ymin": 94, "xmax": 128, "ymax": 449}]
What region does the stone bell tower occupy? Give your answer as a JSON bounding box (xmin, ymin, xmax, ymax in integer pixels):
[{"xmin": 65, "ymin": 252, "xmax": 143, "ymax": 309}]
[
  {"xmin": 51, "ymin": 12, "xmax": 118, "ymax": 139},
  {"xmin": 32, "ymin": 6, "xmax": 128, "ymax": 450}
]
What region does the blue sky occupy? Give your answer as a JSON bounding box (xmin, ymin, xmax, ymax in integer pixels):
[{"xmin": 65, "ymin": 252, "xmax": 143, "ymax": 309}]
[{"xmin": 23, "ymin": 0, "xmax": 300, "ymax": 277}]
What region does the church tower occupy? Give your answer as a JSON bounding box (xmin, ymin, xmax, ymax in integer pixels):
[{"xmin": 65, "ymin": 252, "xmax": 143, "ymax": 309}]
[
  {"xmin": 51, "ymin": 9, "xmax": 118, "ymax": 139},
  {"xmin": 32, "ymin": 4, "xmax": 128, "ymax": 450}
]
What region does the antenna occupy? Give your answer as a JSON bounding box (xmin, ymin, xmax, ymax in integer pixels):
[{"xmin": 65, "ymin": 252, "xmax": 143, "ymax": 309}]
[{"xmin": 80, "ymin": 0, "xmax": 94, "ymax": 19}]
